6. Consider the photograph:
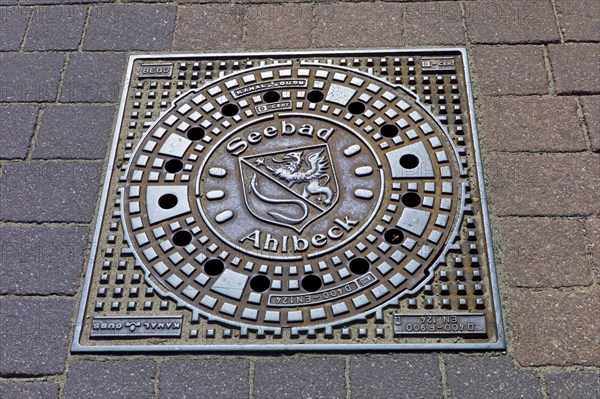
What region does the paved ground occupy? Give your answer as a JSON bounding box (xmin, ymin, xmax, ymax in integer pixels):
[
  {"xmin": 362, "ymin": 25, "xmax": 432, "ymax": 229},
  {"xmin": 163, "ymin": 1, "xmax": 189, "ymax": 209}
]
[{"xmin": 1, "ymin": 0, "xmax": 599, "ymax": 398}]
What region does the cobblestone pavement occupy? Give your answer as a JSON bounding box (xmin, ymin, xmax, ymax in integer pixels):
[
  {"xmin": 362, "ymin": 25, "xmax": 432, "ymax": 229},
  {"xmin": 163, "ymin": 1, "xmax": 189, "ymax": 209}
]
[{"xmin": 1, "ymin": 1, "xmax": 599, "ymax": 398}]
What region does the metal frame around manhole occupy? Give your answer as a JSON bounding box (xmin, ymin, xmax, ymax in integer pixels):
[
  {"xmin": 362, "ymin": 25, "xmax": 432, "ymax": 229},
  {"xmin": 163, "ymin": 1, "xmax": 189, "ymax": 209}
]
[{"xmin": 72, "ymin": 49, "xmax": 505, "ymax": 353}]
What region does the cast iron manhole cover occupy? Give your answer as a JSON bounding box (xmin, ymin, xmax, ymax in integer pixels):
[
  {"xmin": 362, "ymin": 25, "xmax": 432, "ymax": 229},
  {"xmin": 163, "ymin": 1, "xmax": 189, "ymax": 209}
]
[{"xmin": 73, "ymin": 49, "xmax": 504, "ymax": 352}]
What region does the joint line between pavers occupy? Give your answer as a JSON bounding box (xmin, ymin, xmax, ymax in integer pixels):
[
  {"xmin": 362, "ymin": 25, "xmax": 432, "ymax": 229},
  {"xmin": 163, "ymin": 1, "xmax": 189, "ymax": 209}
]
[
  {"xmin": 439, "ymin": 355, "xmax": 450, "ymax": 399},
  {"xmin": 574, "ymin": 97, "xmax": 595, "ymax": 153},
  {"xmin": 580, "ymin": 218, "xmax": 600, "ymax": 287},
  {"xmin": 77, "ymin": 5, "xmax": 93, "ymax": 53},
  {"xmin": 549, "ymin": 0, "xmax": 566, "ymax": 44},
  {"xmin": 541, "ymin": 45, "xmax": 556, "ymax": 95},
  {"xmin": 345, "ymin": 356, "xmax": 351, "ymax": 399},
  {"xmin": 538, "ymin": 370, "xmax": 551, "ymax": 399},
  {"xmin": 24, "ymin": 106, "xmax": 45, "ymax": 161},
  {"xmin": 248, "ymin": 358, "xmax": 256, "ymax": 399},
  {"xmin": 152, "ymin": 360, "xmax": 161, "ymax": 399},
  {"xmin": 241, "ymin": 1, "xmax": 249, "ymax": 51},
  {"xmin": 17, "ymin": 7, "xmax": 34, "ymax": 53},
  {"xmin": 310, "ymin": 3, "xmax": 317, "ymax": 49}
]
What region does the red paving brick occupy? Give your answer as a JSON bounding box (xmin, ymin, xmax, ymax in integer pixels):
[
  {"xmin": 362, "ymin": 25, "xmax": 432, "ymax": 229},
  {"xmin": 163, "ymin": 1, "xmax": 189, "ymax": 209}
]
[
  {"xmin": 510, "ymin": 289, "xmax": 600, "ymax": 366},
  {"xmin": 478, "ymin": 96, "xmax": 587, "ymax": 152},
  {"xmin": 246, "ymin": 4, "xmax": 313, "ymax": 50},
  {"xmin": 405, "ymin": 2, "xmax": 465, "ymax": 46},
  {"xmin": 549, "ymin": 44, "xmax": 600, "ymax": 95},
  {"xmin": 498, "ymin": 218, "xmax": 592, "ymax": 288},
  {"xmin": 471, "ymin": 46, "xmax": 549, "ymax": 96},
  {"xmin": 315, "ymin": 2, "xmax": 403, "ymax": 48},
  {"xmin": 486, "ymin": 153, "xmax": 600, "ymax": 216},
  {"xmin": 580, "ymin": 96, "xmax": 600, "ymax": 152},
  {"xmin": 555, "ymin": 0, "xmax": 600, "ymax": 42}
]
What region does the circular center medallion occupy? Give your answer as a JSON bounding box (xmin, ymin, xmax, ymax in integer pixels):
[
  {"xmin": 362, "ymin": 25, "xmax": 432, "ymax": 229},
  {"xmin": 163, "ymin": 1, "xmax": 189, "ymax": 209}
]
[
  {"xmin": 196, "ymin": 114, "xmax": 384, "ymax": 260},
  {"xmin": 121, "ymin": 63, "xmax": 465, "ymax": 329}
]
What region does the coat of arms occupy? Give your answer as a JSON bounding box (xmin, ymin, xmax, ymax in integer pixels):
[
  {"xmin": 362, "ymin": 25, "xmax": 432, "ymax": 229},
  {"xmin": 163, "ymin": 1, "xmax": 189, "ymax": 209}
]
[{"xmin": 239, "ymin": 144, "xmax": 339, "ymax": 232}]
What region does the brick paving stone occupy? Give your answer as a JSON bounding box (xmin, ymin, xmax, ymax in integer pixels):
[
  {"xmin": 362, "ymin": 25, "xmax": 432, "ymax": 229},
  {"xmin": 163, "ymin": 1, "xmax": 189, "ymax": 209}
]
[
  {"xmin": 471, "ymin": 46, "xmax": 549, "ymax": 96},
  {"xmin": 0, "ymin": 298, "xmax": 73, "ymax": 376},
  {"xmin": 315, "ymin": 3, "xmax": 403, "ymax": 48},
  {"xmin": 64, "ymin": 361, "xmax": 156, "ymax": 399},
  {"xmin": 0, "ymin": 105, "xmax": 39, "ymax": 159},
  {"xmin": 555, "ymin": 0, "xmax": 600, "ymax": 42},
  {"xmin": 21, "ymin": 0, "xmax": 111, "ymax": 4},
  {"xmin": 586, "ymin": 218, "xmax": 600, "ymax": 276},
  {"xmin": 549, "ymin": 44, "xmax": 600, "ymax": 95},
  {"xmin": 24, "ymin": 6, "xmax": 87, "ymax": 51},
  {"xmin": 173, "ymin": 5, "xmax": 244, "ymax": 51},
  {"xmin": 0, "ymin": 226, "xmax": 89, "ymax": 295},
  {"xmin": 246, "ymin": 4, "xmax": 312, "ymax": 50},
  {"xmin": 33, "ymin": 105, "xmax": 115, "ymax": 159},
  {"xmin": 350, "ymin": 355, "xmax": 442, "ymax": 399},
  {"xmin": 498, "ymin": 219, "xmax": 591, "ymax": 288},
  {"xmin": 0, "ymin": 7, "xmax": 31, "ymax": 50},
  {"xmin": 84, "ymin": 4, "xmax": 176, "ymax": 51},
  {"xmin": 446, "ymin": 356, "xmax": 542, "ymax": 399},
  {"xmin": 0, "ymin": 0, "xmax": 17, "ymax": 5},
  {"xmin": 464, "ymin": 0, "xmax": 559, "ymax": 44},
  {"xmin": 60, "ymin": 53, "xmax": 126, "ymax": 103},
  {"xmin": 405, "ymin": 2, "xmax": 465, "ymax": 45},
  {"xmin": 159, "ymin": 359, "xmax": 249, "ymax": 399},
  {"xmin": 254, "ymin": 357, "xmax": 345, "ymax": 399},
  {"xmin": 0, "ymin": 53, "xmax": 65, "ymax": 102},
  {"xmin": 479, "ymin": 97, "xmax": 586, "ymax": 152},
  {"xmin": 581, "ymin": 96, "xmax": 600, "ymax": 152},
  {"xmin": 510, "ymin": 289, "xmax": 600, "ymax": 366},
  {"xmin": 545, "ymin": 371, "xmax": 600, "ymax": 399},
  {"xmin": 486, "ymin": 153, "xmax": 600, "ymax": 216},
  {"xmin": 0, "ymin": 381, "xmax": 59, "ymax": 398},
  {"xmin": 0, "ymin": 161, "xmax": 102, "ymax": 223}
]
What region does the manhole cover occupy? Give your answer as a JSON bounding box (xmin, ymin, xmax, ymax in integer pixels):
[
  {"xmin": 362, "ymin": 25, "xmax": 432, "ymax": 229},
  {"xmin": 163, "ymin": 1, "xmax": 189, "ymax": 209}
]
[{"xmin": 73, "ymin": 49, "xmax": 504, "ymax": 352}]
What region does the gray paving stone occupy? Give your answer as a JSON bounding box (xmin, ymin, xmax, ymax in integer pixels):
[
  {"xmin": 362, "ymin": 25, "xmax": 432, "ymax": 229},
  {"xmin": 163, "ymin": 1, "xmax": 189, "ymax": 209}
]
[
  {"xmin": 446, "ymin": 356, "xmax": 543, "ymax": 399},
  {"xmin": 64, "ymin": 361, "xmax": 156, "ymax": 399},
  {"xmin": 549, "ymin": 44, "xmax": 600, "ymax": 95},
  {"xmin": 350, "ymin": 355, "xmax": 442, "ymax": 399},
  {"xmin": 159, "ymin": 359, "xmax": 249, "ymax": 399},
  {"xmin": 405, "ymin": 2, "xmax": 465, "ymax": 45},
  {"xmin": 464, "ymin": 0, "xmax": 560, "ymax": 44},
  {"xmin": 0, "ymin": 298, "xmax": 73, "ymax": 376},
  {"xmin": 0, "ymin": 381, "xmax": 59, "ymax": 399},
  {"xmin": 84, "ymin": 4, "xmax": 176, "ymax": 51},
  {"xmin": 479, "ymin": 97, "xmax": 587, "ymax": 152},
  {"xmin": 555, "ymin": 0, "xmax": 600, "ymax": 42},
  {"xmin": 0, "ymin": 161, "xmax": 102, "ymax": 223},
  {"xmin": 0, "ymin": 105, "xmax": 39, "ymax": 159},
  {"xmin": 472, "ymin": 46, "xmax": 549, "ymax": 96},
  {"xmin": 0, "ymin": 7, "xmax": 31, "ymax": 50},
  {"xmin": 33, "ymin": 104, "xmax": 115, "ymax": 159},
  {"xmin": 545, "ymin": 371, "xmax": 600, "ymax": 399},
  {"xmin": 174, "ymin": 5, "xmax": 244, "ymax": 51},
  {"xmin": 60, "ymin": 53, "xmax": 126, "ymax": 103},
  {"xmin": 0, "ymin": 53, "xmax": 65, "ymax": 102},
  {"xmin": 0, "ymin": 226, "xmax": 89, "ymax": 295},
  {"xmin": 0, "ymin": 0, "xmax": 17, "ymax": 5},
  {"xmin": 486, "ymin": 153, "xmax": 600, "ymax": 216},
  {"xmin": 254, "ymin": 357, "xmax": 345, "ymax": 399},
  {"xmin": 581, "ymin": 96, "xmax": 600, "ymax": 152},
  {"xmin": 24, "ymin": 6, "xmax": 87, "ymax": 51}
]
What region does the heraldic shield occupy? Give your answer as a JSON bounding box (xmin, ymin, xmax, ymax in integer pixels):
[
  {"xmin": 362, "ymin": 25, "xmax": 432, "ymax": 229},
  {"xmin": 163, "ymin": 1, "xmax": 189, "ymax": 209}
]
[{"xmin": 239, "ymin": 144, "xmax": 340, "ymax": 233}]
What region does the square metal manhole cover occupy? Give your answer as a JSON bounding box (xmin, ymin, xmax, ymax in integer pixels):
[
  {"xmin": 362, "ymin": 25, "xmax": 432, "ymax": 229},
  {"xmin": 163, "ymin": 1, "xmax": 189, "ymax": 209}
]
[{"xmin": 73, "ymin": 49, "xmax": 504, "ymax": 352}]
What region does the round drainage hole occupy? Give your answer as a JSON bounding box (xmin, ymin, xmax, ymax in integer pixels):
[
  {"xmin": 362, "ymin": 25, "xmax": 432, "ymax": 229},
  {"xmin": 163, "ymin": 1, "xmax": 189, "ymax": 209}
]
[
  {"xmin": 302, "ymin": 275, "xmax": 322, "ymax": 292},
  {"xmin": 172, "ymin": 230, "xmax": 192, "ymax": 247},
  {"xmin": 221, "ymin": 103, "xmax": 239, "ymax": 117},
  {"xmin": 187, "ymin": 126, "xmax": 205, "ymax": 141},
  {"xmin": 348, "ymin": 101, "xmax": 366, "ymax": 114},
  {"xmin": 400, "ymin": 154, "xmax": 420, "ymax": 169},
  {"xmin": 250, "ymin": 275, "xmax": 271, "ymax": 292},
  {"xmin": 306, "ymin": 90, "xmax": 324, "ymax": 103},
  {"xmin": 164, "ymin": 159, "xmax": 184, "ymax": 174},
  {"xmin": 380, "ymin": 124, "xmax": 399, "ymax": 137},
  {"xmin": 384, "ymin": 228, "xmax": 405, "ymax": 245},
  {"xmin": 349, "ymin": 258, "xmax": 370, "ymax": 275},
  {"xmin": 402, "ymin": 192, "xmax": 421, "ymax": 207},
  {"xmin": 263, "ymin": 91, "xmax": 280, "ymax": 103},
  {"xmin": 204, "ymin": 259, "xmax": 225, "ymax": 276},
  {"xmin": 158, "ymin": 194, "xmax": 178, "ymax": 209}
]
